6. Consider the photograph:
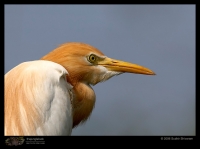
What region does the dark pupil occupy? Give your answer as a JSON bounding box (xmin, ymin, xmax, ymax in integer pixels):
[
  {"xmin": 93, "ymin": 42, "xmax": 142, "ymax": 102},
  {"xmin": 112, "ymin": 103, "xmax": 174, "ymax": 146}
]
[{"xmin": 91, "ymin": 56, "xmax": 95, "ymax": 60}]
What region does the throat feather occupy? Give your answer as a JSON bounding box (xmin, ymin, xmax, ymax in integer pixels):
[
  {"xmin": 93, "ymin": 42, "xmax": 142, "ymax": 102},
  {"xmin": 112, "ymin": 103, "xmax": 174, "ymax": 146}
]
[{"xmin": 72, "ymin": 82, "xmax": 96, "ymax": 128}]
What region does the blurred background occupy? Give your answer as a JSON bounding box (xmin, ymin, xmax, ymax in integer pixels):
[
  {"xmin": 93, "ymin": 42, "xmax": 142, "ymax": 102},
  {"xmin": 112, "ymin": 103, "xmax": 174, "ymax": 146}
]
[{"xmin": 5, "ymin": 5, "xmax": 195, "ymax": 136}]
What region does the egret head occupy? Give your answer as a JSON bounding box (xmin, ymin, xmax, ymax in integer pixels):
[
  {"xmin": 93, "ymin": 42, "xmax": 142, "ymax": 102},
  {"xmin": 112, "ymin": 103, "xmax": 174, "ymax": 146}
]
[{"xmin": 41, "ymin": 42, "xmax": 155, "ymax": 86}]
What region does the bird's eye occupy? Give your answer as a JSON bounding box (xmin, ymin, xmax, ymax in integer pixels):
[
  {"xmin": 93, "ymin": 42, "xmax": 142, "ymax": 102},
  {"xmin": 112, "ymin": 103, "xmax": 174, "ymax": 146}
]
[{"xmin": 88, "ymin": 54, "xmax": 96, "ymax": 63}]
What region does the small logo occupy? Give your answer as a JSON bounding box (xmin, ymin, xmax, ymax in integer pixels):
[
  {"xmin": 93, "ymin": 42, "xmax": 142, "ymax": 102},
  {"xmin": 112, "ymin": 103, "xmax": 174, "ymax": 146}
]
[{"xmin": 5, "ymin": 137, "xmax": 25, "ymax": 146}]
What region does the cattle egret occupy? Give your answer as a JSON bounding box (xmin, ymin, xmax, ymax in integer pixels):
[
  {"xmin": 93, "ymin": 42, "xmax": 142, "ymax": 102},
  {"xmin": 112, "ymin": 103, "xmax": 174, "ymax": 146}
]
[{"xmin": 4, "ymin": 42, "xmax": 155, "ymax": 135}]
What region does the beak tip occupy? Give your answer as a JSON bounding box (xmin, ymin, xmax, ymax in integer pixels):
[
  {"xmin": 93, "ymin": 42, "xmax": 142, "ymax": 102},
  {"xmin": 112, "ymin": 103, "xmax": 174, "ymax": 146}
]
[{"xmin": 148, "ymin": 70, "xmax": 156, "ymax": 75}]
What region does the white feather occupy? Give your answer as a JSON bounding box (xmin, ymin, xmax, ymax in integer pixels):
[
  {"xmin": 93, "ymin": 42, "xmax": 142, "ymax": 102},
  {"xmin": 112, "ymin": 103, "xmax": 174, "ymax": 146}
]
[
  {"xmin": 90, "ymin": 65, "xmax": 122, "ymax": 85},
  {"xmin": 5, "ymin": 60, "xmax": 73, "ymax": 136}
]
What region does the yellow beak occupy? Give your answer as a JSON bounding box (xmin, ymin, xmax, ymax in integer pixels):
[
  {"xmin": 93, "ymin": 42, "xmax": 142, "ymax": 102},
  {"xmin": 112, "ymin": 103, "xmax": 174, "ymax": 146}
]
[{"xmin": 99, "ymin": 57, "xmax": 155, "ymax": 75}]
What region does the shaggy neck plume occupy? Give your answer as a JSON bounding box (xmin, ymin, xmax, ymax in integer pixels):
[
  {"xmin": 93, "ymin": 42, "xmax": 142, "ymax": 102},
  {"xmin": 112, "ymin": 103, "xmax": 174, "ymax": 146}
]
[{"xmin": 67, "ymin": 77, "xmax": 96, "ymax": 128}]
